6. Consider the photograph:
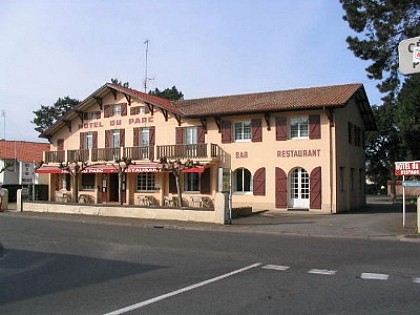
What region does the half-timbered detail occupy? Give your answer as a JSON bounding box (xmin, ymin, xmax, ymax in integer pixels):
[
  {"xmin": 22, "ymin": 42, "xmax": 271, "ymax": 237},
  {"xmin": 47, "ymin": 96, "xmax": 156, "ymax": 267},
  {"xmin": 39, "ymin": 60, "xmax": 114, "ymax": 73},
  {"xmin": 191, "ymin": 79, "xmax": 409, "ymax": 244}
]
[{"xmin": 37, "ymin": 82, "xmax": 375, "ymax": 213}]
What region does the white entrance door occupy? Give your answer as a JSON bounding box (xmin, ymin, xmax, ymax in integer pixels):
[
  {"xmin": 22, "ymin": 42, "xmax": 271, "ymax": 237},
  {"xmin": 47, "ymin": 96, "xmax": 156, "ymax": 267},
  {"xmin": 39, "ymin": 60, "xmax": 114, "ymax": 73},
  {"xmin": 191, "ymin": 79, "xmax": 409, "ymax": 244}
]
[{"xmin": 289, "ymin": 167, "xmax": 309, "ymax": 209}]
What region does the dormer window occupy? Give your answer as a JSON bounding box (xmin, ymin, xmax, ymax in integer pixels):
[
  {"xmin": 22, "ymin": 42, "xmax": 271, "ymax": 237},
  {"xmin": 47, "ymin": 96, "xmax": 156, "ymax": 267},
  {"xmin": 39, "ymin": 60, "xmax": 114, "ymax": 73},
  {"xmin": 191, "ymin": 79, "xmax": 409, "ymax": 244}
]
[{"xmin": 113, "ymin": 104, "xmax": 121, "ymax": 116}]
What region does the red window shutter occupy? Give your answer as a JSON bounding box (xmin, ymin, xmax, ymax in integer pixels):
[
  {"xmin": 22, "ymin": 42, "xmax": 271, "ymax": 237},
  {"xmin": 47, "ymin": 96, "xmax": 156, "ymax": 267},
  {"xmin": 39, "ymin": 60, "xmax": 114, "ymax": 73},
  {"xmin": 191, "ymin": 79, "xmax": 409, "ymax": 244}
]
[
  {"xmin": 200, "ymin": 168, "xmax": 211, "ymax": 194},
  {"xmin": 54, "ymin": 175, "xmax": 60, "ymax": 190},
  {"xmin": 96, "ymin": 111, "xmax": 101, "ymax": 119},
  {"xmin": 176, "ymin": 127, "xmax": 184, "ymax": 144},
  {"xmin": 93, "ymin": 132, "xmax": 98, "ymax": 149},
  {"xmin": 275, "ymin": 167, "xmax": 288, "ymax": 208},
  {"xmin": 149, "ymin": 127, "xmax": 155, "ymax": 145},
  {"xmin": 104, "ymin": 105, "xmax": 110, "ymax": 118},
  {"xmin": 309, "ymin": 114, "xmax": 321, "ymax": 139},
  {"xmin": 105, "ymin": 130, "xmax": 110, "ymax": 148},
  {"xmin": 275, "ymin": 117, "xmax": 287, "ymax": 141},
  {"xmin": 145, "ymin": 106, "xmax": 150, "ymax": 114},
  {"xmin": 198, "ymin": 126, "xmax": 206, "ymax": 144},
  {"xmin": 251, "ymin": 119, "xmax": 262, "ymax": 142},
  {"xmin": 133, "ymin": 128, "xmax": 140, "ymax": 146},
  {"xmin": 310, "ymin": 167, "xmax": 322, "ymax": 209},
  {"xmin": 79, "ymin": 132, "xmax": 85, "ymax": 149},
  {"xmin": 120, "ymin": 129, "xmax": 125, "ymax": 147},
  {"xmin": 57, "ymin": 139, "xmax": 64, "ymax": 151},
  {"xmin": 121, "ymin": 103, "xmax": 128, "ymax": 116},
  {"xmin": 221, "ymin": 121, "xmax": 232, "ymax": 143},
  {"xmin": 253, "ymin": 167, "xmax": 266, "ymax": 196},
  {"xmin": 169, "ymin": 173, "xmax": 177, "ymax": 194}
]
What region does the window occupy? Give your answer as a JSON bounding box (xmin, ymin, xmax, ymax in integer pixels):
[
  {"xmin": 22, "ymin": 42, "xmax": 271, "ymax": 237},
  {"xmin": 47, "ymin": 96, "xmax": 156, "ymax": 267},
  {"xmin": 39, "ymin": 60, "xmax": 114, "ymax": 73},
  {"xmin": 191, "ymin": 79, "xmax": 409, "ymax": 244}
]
[
  {"xmin": 111, "ymin": 130, "xmax": 120, "ymax": 147},
  {"xmin": 81, "ymin": 174, "xmax": 95, "ymax": 190},
  {"xmin": 141, "ymin": 128, "xmax": 150, "ymax": 146},
  {"xmin": 137, "ymin": 173, "xmax": 156, "ymax": 191},
  {"xmin": 234, "ymin": 121, "xmax": 251, "ymax": 142},
  {"xmin": 113, "ymin": 104, "xmax": 122, "ymax": 117},
  {"xmin": 84, "ymin": 112, "xmax": 100, "ymax": 120},
  {"xmin": 339, "ymin": 167, "xmax": 345, "ymax": 191},
  {"xmin": 85, "ymin": 132, "xmax": 93, "ymax": 149},
  {"xmin": 348, "ymin": 122, "xmax": 353, "ymax": 144},
  {"xmin": 290, "ymin": 168, "xmax": 309, "ymax": 199},
  {"xmin": 184, "ymin": 173, "xmax": 200, "ymax": 192},
  {"xmin": 185, "ymin": 127, "xmax": 198, "ymax": 144},
  {"xmin": 351, "ymin": 168, "xmax": 355, "ymax": 191},
  {"xmin": 130, "ymin": 106, "xmax": 147, "ymax": 115},
  {"xmin": 290, "ymin": 117, "xmax": 308, "ymax": 139},
  {"xmin": 233, "ymin": 168, "xmax": 251, "ymax": 193}
]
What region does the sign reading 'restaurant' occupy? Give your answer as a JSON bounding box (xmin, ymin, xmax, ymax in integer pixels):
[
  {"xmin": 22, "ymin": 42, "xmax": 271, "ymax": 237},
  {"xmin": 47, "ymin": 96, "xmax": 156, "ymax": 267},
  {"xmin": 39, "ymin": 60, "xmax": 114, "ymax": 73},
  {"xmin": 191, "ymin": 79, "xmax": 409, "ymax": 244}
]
[
  {"xmin": 395, "ymin": 161, "xmax": 420, "ymax": 176},
  {"xmin": 277, "ymin": 149, "xmax": 320, "ymax": 158}
]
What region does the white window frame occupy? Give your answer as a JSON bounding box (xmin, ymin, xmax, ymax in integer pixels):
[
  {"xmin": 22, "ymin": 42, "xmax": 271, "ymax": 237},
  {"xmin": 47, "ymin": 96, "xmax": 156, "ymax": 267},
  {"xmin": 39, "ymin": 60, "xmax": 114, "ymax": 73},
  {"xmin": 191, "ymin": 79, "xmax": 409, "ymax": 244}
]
[
  {"xmin": 234, "ymin": 121, "xmax": 251, "ymax": 142},
  {"xmin": 111, "ymin": 130, "xmax": 120, "ymax": 148},
  {"xmin": 290, "ymin": 117, "xmax": 309, "ymax": 139},
  {"xmin": 113, "ymin": 104, "xmax": 122, "ymax": 117},
  {"xmin": 233, "ymin": 168, "xmax": 252, "ymax": 194},
  {"xmin": 185, "ymin": 127, "xmax": 198, "ymax": 145},
  {"xmin": 137, "ymin": 173, "xmax": 156, "ymax": 191},
  {"xmin": 184, "ymin": 172, "xmax": 200, "ymax": 192},
  {"xmin": 85, "ymin": 132, "xmax": 93, "ymax": 149}
]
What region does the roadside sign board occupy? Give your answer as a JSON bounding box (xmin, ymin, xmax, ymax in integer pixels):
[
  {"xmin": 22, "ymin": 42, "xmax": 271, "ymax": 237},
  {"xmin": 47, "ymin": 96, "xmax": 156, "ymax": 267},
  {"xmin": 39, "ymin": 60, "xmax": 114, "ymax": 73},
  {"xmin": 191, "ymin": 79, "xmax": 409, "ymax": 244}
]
[
  {"xmin": 402, "ymin": 181, "xmax": 420, "ymax": 188},
  {"xmin": 398, "ymin": 36, "xmax": 420, "ymax": 75},
  {"xmin": 395, "ymin": 161, "xmax": 420, "ymax": 176}
]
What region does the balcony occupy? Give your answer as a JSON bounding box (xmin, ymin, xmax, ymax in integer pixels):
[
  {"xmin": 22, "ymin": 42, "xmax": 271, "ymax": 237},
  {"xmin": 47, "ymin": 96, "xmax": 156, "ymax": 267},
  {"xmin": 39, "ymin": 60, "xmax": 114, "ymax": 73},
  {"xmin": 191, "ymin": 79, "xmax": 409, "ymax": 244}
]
[
  {"xmin": 156, "ymin": 144, "xmax": 221, "ymax": 161},
  {"xmin": 42, "ymin": 144, "xmax": 221, "ymax": 164}
]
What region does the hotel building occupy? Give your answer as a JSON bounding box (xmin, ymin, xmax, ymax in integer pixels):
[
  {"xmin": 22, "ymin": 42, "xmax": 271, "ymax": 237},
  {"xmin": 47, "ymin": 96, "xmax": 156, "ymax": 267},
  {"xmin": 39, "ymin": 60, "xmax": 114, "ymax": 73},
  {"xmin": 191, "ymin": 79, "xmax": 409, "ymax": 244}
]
[{"xmin": 37, "ymin": 82, "xmax": 375, "ymax": 213}]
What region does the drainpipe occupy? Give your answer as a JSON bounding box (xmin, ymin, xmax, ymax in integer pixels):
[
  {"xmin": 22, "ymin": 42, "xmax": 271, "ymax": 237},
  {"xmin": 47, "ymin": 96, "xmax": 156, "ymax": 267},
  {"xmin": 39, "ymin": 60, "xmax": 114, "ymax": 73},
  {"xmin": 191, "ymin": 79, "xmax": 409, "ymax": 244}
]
[{"xmin": 324, "ymin": 107, "xmax": 334, "ymax": 213}]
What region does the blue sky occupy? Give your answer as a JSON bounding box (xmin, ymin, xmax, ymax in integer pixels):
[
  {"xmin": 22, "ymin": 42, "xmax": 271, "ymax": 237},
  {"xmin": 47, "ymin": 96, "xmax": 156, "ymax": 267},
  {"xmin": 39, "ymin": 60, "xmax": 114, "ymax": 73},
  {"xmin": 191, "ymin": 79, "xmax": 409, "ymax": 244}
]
[{"xmin": 0, "ymin": 0, "xmax": 382, "ymax": 142}]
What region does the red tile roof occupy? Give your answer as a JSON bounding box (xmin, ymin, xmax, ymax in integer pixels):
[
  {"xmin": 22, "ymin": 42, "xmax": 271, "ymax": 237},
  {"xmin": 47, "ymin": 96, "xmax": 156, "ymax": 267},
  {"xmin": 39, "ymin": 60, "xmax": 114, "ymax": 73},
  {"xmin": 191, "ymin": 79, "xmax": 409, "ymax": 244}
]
[
  {"xmin": 174, "ymin": 83, "xmax": 365, "ymax": 116},
  {"xmin": 0, "ymin": 140, "xmax": 50, "ymax": 162},
  {"xmin": 106, "ymin": 83, "xmax": 184, "ymax": 115}
]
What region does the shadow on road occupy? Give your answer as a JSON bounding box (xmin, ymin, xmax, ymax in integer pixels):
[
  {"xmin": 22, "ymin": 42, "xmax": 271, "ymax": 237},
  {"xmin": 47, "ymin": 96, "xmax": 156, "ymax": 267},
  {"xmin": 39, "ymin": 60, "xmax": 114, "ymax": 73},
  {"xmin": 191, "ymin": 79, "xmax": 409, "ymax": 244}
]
[{"xmin": 0, "ymin": 248, "xmax": 164, "ymax": 305}]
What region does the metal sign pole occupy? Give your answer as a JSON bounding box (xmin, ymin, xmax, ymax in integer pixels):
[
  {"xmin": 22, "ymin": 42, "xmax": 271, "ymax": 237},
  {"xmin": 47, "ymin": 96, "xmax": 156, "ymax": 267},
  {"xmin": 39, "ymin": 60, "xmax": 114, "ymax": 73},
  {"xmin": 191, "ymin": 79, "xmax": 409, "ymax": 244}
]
[{"xmin": 402, "ymin": 175, "xmax": 406, "ymax": 228}]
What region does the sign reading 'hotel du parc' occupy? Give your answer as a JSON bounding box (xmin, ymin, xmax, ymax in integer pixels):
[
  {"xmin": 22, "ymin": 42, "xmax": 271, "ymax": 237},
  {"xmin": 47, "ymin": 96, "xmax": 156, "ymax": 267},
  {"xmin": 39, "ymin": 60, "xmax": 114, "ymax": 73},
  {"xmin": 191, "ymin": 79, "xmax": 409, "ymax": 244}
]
[{"xmin": 395, "ymin": 161, "xmax": 420, "ymax": 176}]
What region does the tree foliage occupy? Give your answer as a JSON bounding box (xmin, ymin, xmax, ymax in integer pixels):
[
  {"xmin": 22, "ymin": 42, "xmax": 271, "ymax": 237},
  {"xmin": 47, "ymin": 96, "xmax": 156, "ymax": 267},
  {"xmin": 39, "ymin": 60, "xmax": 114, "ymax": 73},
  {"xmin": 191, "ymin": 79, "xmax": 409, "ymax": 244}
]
[
  {"xmin": 32, "ymin": 96, "xmax": 79, "ymax": 135},
  {"xmin": 365, "ymin": 103, "xmax": 403, "ymax": 197},
  {"xmin": 110, "ymin": 78, "xmax": 130, "ymax": 88},
  {"xmin": 149, "ymin": 86, "xmax": 184, "ymax": 100},
  {"xmin": 340, "ymin": 0, "xmax": 420, "ymax": 101},
  {"xmin": 159, "ymin": 157, "xmax": 198, "ymax": 208},
  {"xmin": 395, "ymin": 74, "xmax": 420, "ymax": 160}
]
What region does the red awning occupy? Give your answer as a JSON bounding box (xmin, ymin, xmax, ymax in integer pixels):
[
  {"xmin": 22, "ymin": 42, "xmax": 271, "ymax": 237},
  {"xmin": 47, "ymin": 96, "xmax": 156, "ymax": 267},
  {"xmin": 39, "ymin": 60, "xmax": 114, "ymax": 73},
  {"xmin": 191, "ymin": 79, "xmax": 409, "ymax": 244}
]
[
  {"xmin": 35, "ymin": 165, "xmax": 68, "ymax": 174},
  {"xmin": 181, "ymin": 164, "xmax": 209, "ymax": 173},
  {"xmin": 126, "ymin": 163, "xmax": 161, "ymax": 173},
  {"xmin": 82, "ymin": 165, "xmax": 118, "ymax": 173}
]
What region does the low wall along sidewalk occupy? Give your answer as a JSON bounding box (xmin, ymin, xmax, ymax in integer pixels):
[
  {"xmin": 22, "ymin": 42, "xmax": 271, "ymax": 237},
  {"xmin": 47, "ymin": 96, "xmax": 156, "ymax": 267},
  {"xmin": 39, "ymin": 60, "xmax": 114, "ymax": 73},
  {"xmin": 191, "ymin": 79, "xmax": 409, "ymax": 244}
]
[{"xmin": 22, "ymin": 193, "xmax": 228, "ymax": 225}]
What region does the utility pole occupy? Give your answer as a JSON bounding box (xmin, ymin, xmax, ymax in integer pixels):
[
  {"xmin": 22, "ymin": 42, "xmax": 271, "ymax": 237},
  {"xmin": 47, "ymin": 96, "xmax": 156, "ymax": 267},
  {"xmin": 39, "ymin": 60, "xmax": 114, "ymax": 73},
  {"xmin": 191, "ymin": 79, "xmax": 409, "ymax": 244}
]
[
  {"xmin": 144, "ymin": 39, "xmax": 150, "ymax": 93},
  {"xmin": 1, "ymin": 110, "xmax": 5, "ymax": 140}
]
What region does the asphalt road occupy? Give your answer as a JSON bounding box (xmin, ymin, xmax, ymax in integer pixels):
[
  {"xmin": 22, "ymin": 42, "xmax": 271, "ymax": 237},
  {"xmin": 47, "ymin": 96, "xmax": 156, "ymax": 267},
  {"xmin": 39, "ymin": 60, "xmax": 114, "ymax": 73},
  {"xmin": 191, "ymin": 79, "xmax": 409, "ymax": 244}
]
[{"xmin": 0, "ymin": 213, "xmax": 419, "ymax": 314}]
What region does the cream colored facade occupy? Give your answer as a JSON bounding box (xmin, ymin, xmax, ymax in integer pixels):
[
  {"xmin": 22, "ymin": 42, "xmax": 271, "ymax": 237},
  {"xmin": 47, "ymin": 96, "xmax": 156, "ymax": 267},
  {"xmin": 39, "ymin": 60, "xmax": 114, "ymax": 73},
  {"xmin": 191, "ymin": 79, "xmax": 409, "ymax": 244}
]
[{"xmin": 38, "ymin": 83, "xmax": 375, "ymax": 214}]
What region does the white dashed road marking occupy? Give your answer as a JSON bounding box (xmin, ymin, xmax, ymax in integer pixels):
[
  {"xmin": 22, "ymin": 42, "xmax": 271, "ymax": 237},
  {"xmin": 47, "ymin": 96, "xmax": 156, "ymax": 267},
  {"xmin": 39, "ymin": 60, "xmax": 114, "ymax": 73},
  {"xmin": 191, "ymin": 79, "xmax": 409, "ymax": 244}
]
[
  {"xmin": 103, "ymin": 262, "xmax": 262, "ymax": 315},
  {"xmin": 308, "ymin": 269, "xmax": 337, "ymax": 275},
  {"xmin": 413, "ymin": 278, "xmax": 420, "ymax": 284},
  {"xmin": 262, "ymin": 264, "xmax": 290, "ymax": 271},
  {"xmin": 360, "ymin": 273, "xmax": 389, "ymax": 280}
]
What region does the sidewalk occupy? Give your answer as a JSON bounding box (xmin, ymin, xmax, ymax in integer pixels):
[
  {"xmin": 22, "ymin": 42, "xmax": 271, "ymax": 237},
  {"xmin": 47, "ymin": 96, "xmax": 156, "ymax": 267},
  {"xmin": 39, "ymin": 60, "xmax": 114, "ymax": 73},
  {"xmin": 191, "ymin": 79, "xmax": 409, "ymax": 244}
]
[
  {"xmin": 2, "ymin": 196, "xmax": 419, "ymax": 241},
  {"xmin": 231, "ymin": 196, "xmax": 418, "ymax": 241}
]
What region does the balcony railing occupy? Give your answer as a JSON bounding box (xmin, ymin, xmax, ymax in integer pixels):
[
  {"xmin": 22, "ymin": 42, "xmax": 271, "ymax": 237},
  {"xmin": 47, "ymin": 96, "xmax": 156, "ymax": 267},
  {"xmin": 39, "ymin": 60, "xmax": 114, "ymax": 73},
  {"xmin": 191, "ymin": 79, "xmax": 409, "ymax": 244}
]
[
  {"xmin": 67, "ymin": 149, "xmax": 89, "ymax": 162},
  {"xmin": 42, "ymin": 143, "xmax": 221, "ymax": 164},
  {"xmin": 91, "ymin": 148, "xmax": 121, "ymax": 162},
  {"xmin": 156, "ymin": 143, "xmax": 221, "ymax": 160},
  {"xmin": 44, "ymin": 150, "xmax": 65, "ymax": 163},
  {"xmin": 124, "ymin": 146, "xmax": 154, "ymax": 161}
]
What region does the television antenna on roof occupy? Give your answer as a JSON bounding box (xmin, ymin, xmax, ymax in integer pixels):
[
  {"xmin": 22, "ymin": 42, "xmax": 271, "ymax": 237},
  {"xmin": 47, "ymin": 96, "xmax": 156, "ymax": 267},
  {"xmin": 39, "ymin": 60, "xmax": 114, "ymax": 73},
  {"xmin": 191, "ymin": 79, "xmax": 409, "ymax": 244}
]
[{"xmin": 143, "ymin": 39, "xmax": 154, "ymax": 93}]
